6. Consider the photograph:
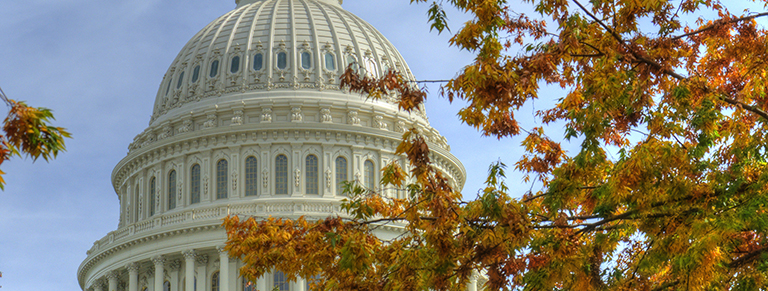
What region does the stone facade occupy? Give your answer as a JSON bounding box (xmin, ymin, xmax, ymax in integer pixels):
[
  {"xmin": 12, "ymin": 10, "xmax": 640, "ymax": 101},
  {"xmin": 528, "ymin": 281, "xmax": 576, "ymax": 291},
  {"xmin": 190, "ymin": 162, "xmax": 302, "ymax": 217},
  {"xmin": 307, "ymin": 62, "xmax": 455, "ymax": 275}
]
[{"xmin": 78, "ymin": 0, "xmax": 468, "ymax": 290}]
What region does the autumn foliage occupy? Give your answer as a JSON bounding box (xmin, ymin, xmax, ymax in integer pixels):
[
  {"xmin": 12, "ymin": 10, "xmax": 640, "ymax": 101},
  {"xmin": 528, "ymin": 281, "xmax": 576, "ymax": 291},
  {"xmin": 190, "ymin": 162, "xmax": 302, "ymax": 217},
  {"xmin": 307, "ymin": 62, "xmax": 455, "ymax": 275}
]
[
  {"xmin": 225, "ymin": 0, "xmax": 768, "ymax": 290},
  {"xmin": 0, "ymin": 87, "xmax": 70, "ymax": 189}
]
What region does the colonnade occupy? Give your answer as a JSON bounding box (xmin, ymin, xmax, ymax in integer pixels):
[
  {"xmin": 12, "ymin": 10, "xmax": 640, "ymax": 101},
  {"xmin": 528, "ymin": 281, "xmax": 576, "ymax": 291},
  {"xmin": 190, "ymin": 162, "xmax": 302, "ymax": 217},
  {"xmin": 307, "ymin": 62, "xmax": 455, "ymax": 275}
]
[
  {"xmin": 87, "ymin": 246, "xmax": 296, "ymax": 291},
  {"xmin": 87, "ymin": 247, "xmax": 480, "ymax": 291}
]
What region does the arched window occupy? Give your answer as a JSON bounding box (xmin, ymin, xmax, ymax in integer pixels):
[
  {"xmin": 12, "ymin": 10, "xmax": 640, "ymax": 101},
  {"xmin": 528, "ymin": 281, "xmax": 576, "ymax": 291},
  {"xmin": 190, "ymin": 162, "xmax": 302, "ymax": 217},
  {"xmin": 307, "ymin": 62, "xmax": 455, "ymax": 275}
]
[
  {"xmin": 165, "ymin": 78, "xmax": 172, "ymax": 96},
  {"xmin": 245, "ymin": 156, "xmax": 258, "ymax": 196},
  {"xmin": 168, "ymin": 170, "xmax": 177, "ymax": 210},
  {"xmin": 191, "ymin": 164, "xmax": 201, "ymax": 204},
  {"xmin": 217, "ymin": 159, "xmax": 228, "ymax": 199},
  {"xmin": 192, "ymin": 65, "xmax": 201, "ymax": 83},
  {"xmin": 211, "ymin": 271, "xmax": 220, "ymax": 291},
  {"xmin": 325, "ymin": 53, "xmax": 335, "ymax": 71},
  {"xmin": 305, "ymin": 155, "xmax": 318, "ymax": 194},
  {"xmin": 275, "ymin": 154, "xmax": 288, "ymax": 195},
  {"xmin": 346, "ymin": 55, "xmax": 358, "ymax": 72},
  {"xmin": 210, "ymin": 60, "xmax": 220, "ymax": 78},
  {"xmin": 364, "ymin": 160, "xmax": 375, "ymax": 190},
  {"xmin": 301, "ymin": 52, "xmax": 311, "ymax": 69},
  {"xmin": 134, "ymin": 184, "xmax": 139, "ymax": 220},
  {"xmin": 273, "ymin": 271, "xmax": 289, "ymax": 291},
  {"xmin": 149, "ymin": 177, "xmax": 156, "ymax": 216},
  {"xmin": 335, "ymin": 157, "xmax": 348, "ymax": 195},
  {"xmin": 176, "ymin": 71, "xmax": 185, "ymax": 89},
  {"xmin": 243, "ymin": 277, "xmax": 255, "ymax": 291},
  {"xmin": 277, "ymin": 52, "xmax": 287, "ymax": 69},
  {"xmin": 230, "ymin": 56, "xmax": 241, "ymax": 73},
  {"xmin": 163, "ymin": 281, "xmax": 171, "ymax": 291},
  {"xmin": 253, "ymin": 53, "xmax": 264, "ymax": 71}
]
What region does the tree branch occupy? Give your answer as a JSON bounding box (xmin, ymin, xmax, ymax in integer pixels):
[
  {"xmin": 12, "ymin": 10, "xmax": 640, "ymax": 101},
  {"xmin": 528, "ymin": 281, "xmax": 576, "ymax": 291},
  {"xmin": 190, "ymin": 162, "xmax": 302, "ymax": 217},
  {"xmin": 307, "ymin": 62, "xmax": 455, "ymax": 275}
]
[{"xmin": 671, "ymin": 12, "xmax": 768, "ymax": 40}]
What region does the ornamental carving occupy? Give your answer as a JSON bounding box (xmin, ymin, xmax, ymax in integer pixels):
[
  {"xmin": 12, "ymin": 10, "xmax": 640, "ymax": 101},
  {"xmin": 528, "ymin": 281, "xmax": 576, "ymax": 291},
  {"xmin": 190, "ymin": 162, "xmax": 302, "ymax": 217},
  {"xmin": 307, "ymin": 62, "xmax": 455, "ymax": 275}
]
[
  {"xmin": 261, "ymin": 108, "xmax": 272, "ymax": 123},
  {"xmin": 395, "ymin": 120, "xmax": 406, "ymax": 133},
  {"xmin": 203, "ymin": 114, "xmax": 217, "ymax": 128},
  {"xmin": 232, "ymin": 172, "xmax": 238, "ymax": 190},
  {"xmin": 374, "ymin": 115, "xmax": 388, "ymax": 130},
  {"xmin": 157, "ymin": 124, "xmax": 172, "ymax": 140},
  {"xmin": 178, "ymin": 119, "xmax": 193, "ymax": 133},
  {"xmin": 325, "ymin": 168, "xmax": 332, "ymax": 190},
  {"xmin": 262, "ymin": 168, "xmax": 269, "ymax": 189},
  {"xmin": 231, "ymin": 110, "xmax": 243, "ymax": 125},
  {"xmin": 203, "ymin": 175, "xmax": 209, "ymax": 198},
  {"xmin": 321, "ymin": 108, "xmax": 332, "ymax": 123},
  {"xmin": 291, "ymin": 107, "xmax": 303, "ymax": 122},
  {"xmin": 294, "ymin": 168, "xmax": 301, "ymax": 187},
  {"xmin": 348, "ymin": 110, "xmax": 360, "ymax": 125}
]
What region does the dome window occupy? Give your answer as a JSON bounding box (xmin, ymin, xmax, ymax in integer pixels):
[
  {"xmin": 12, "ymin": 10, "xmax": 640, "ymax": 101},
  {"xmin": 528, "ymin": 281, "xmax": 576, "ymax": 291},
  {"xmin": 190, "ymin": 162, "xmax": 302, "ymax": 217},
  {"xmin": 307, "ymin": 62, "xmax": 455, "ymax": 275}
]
[
  {"xmin": 176, "ymin": 71, "xmax": 184, "ymax": 89},
  {"xmin": 191, "ymin": 65, "xmax": 201, "ymax": 83},
  {"xmin": 301, "ymin": 52, "xmax": 311, "ymax": 70},
  {"xmin": 165, "ymin": 78, "xmax": 172, "ymax": 96},
  {"xmin": 325, "ymin": 53, "xmax": 335, "ymax": 71},
  {"xmin": 253, "ymin": 53, "xmax": 263, "ymax": 71},
  {"xmin": 275, "ymin": 154, "xmax": 288, "ymax": 194},
  {"xmin": 149, "ymin": 177, "xmax": 156, "ymax": 216},
  {"xmin": 245, "ymin": 156, "xmax": 258, "ymax": 196},
  {"xmin": 364, "ymin": 160, "xmax": 375, "ymax": 190},
  {"xmin": 210, "ymin": 60, "xmax": 220, "ymax": 78},
  {"xmin": 305, "ymin": 154, "xmax": 318, "ymax": 194},
  {"xmin": 346, "ymin": 55, "xmax": 358, "ymax": 72},
  {"xmin": 230, "ymin": 56, "xmax": 241, "ymax": 73},
  {"xmin": 335, "ymin": 156, "xmax": 347, "ymax": 195},
  {"xmin": 190, "ymin": 164, "xmax": 200, "ymax": 204},
  {"xmin": 277, "ymin": 52, "xmax": 287, "ymax": 69},
  {"xmin": 216, "ymin": 159, "xmax": 228, "ymax": 199},
  {"xmin": 168, "ymin": 170, "xmax": 177, "ymax": 210}
]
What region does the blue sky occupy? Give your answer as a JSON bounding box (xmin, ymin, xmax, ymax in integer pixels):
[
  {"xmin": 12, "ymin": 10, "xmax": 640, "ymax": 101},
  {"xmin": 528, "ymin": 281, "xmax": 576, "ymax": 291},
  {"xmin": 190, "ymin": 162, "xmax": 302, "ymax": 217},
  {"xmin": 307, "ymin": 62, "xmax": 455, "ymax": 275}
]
[{"xmin": 0, "ymin": 1, "xmax": 529, "ymax": 289}]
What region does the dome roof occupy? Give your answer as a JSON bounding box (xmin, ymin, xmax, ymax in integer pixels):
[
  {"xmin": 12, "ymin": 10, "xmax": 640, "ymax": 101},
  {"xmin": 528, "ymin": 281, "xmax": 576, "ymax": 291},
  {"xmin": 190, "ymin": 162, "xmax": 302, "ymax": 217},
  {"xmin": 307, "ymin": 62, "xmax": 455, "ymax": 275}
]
[{"xmin": 150, "ymin": 0, "xmax": 415, "ymax": 126}]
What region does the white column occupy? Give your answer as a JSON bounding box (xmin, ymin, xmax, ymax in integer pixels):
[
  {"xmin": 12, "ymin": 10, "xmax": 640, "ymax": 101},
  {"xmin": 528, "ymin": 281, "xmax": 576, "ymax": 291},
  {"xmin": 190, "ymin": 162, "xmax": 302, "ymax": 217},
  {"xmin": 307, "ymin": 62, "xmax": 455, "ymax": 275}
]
[
  {"xmin": 182, "ymin": 250, "xmax": 196, "ymax": 291},
  {"xmin": 126, "ymin": 262, "xmax": 140, "ymax": 291},
  {"xmin": 152, "ymin": 255, "xmax": 165, "ymax": 291},
  {"xmin": 467, "ymin": 272, "xmax": 478, "ymax": 291},
  {"xmin": 218, "ymin": 246, "xmax": 230, "ymax": 291},
  {"xmin": 107, "ymin": 271, "xmax": 119, "ymax": 291},
  {"xmin": 93, "ymin": 279, "xmax": 105, "ymax": 291},
  {"xmin": 196, "ymin": 255, "xmax": 209, "ymax": 291},
  {"xmin": 169, "ymin": 259, "xmax": 181, "ymax": 291},
  {"xmin": 256, "ymin": 274, "xmax": 267, "ymax": 291},
  {"xmin": 292, "ymin": 278, "xmax": 306, "ymax": 291}
]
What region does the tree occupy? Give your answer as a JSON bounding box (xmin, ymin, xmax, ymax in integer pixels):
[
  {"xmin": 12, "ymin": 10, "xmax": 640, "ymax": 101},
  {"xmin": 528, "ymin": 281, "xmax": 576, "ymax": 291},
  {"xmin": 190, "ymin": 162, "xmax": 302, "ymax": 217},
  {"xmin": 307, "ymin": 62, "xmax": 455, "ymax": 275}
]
[
  {"xmin": 224, "ymin": 0, "xmax": 768, "ymax": 290},
  {"xmin": 0, "ymin": 87, "xmax": 70, "ymax": 189}
]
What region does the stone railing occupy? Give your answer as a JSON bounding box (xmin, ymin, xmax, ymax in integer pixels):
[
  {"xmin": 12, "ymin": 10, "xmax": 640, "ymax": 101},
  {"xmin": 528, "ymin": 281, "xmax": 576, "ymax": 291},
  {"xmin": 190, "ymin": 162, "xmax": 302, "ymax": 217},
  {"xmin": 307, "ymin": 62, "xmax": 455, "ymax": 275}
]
[{"xmin": 86, "ymin": 199, "xmax": 343, "ymax": 256}]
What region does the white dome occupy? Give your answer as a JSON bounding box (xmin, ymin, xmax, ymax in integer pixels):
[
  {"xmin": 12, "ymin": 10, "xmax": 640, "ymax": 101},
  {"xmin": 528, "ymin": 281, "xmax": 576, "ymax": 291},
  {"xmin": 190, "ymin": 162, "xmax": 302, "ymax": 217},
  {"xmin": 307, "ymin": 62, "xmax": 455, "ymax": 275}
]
[
  {"xmin": 78, "ymin": 1, "xmax": 467, "ymax": 290},
  {"xmin": 151, "ymin": 0, "xmax": 415, "ymax": 126}
]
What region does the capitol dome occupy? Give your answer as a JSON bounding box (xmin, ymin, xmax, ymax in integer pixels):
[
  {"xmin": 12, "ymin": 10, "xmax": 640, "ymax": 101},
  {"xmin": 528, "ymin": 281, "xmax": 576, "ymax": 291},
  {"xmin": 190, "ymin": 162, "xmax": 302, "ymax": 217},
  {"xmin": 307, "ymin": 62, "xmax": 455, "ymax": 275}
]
[{"xmin": 78, "ymin": 0, "xmax": 468, "ymax": 290}]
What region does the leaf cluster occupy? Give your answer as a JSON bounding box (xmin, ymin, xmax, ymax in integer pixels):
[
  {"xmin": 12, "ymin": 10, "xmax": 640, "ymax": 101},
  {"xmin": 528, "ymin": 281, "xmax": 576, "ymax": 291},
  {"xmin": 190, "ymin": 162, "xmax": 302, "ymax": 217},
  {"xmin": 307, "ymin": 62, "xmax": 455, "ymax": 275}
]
[
  {"xmin": 0, "ymin": 87, "xmax": 71, "ymax": 189},
  {"xmin": 225, "ymin": 0, "xmax": 768, "ymax": 290}
]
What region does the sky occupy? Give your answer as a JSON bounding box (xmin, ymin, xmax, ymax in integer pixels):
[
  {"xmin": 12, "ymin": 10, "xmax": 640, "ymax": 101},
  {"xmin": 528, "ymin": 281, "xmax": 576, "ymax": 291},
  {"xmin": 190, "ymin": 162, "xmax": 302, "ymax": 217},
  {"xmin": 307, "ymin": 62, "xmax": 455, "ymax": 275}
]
[{"xmin": 0, "ymin": 0, "xmax": 532, "ymax": 290}]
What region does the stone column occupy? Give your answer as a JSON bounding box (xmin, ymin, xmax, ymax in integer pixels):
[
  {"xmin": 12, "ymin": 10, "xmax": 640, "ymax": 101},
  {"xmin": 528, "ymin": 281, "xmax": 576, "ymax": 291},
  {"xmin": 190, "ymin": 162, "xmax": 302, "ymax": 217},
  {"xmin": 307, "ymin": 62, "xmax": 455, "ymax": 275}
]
[
  {"xmin": 107, "ymin": 271, "xmax": 119, "ymax": 291},
  {"xmin": 217, "ymin": 246, "xmax": 230, "ymax": 291},
  {"xmin": 152, "ymin": 255, "xmax": 165, "ymax": 291},
  {"xmin": 169, "ymin": 259, "xmax": 181, "ymax": 291},
  {"xmin": 291, "ymin": 278, "xmax": 306, "ymax": 291},
  {"xmin": 126, "ymin": 263, "xmax": 139, "ymax": 291},
  {"xmin": 256, "ymin": 275, "xmax": 267, "ymax": 291},
  {"xmin": 196, "ymin": 255, "xmax": 209, "ymax": 291},
  {"xmin": 467, "ymin": 272, "xmax": 478, "ymax": 291},
  {"xmin": 182, "ymin": 250, "xmax": 196, "ymax": 291},
  {"xmin": 93, "ymin": 279, "xmax": 105, "ymax": 291}
]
